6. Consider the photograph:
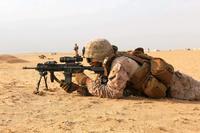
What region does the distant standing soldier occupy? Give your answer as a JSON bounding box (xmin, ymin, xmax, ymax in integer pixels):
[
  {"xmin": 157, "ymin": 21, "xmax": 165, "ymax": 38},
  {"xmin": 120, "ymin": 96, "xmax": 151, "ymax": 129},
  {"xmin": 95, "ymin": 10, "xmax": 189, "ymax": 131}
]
[
  {"xmin": 147, "ymin": 48, "xmax": 150, "ymax": 53},
  {"xmin": 82, "ymin": 47, "xmax": 85, "ymax": 57},
  {"xmin": 74, "ymin": 43, "xmax": 79, "ymax": 56}
]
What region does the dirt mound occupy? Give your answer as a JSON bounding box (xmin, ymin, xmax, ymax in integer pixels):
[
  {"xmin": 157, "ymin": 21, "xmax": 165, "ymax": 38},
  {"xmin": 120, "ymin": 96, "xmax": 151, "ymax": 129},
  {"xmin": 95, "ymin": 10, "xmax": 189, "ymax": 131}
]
[{"xmin": 0, "ymin": 55, "xmax": 29, "ymax": 63}]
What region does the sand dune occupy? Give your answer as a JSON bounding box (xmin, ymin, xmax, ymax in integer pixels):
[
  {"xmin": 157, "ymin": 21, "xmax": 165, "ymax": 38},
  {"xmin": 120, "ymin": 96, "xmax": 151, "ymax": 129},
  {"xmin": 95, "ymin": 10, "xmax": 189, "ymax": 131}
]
[
  {"xmin": 0, "ymin": 50, "xmax": 200, "ymax": 133},
  {"xmin": 0, "ymin": 55, "xmax": 29, "ymax": 63}
]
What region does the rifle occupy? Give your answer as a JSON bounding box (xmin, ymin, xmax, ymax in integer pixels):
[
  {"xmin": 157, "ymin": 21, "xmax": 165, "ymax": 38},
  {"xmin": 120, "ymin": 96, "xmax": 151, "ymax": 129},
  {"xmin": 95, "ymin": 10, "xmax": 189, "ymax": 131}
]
[{"xmin": 23, "ymin": 56, "xmax": 104, "ymax": 94}]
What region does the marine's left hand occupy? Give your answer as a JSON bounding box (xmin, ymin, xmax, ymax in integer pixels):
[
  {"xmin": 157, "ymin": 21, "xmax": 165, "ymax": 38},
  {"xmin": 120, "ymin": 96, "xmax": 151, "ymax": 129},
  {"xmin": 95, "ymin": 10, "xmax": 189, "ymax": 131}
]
[{"xmin": 75, "ymin": 73, "xmax": 90, "ymax": 85}]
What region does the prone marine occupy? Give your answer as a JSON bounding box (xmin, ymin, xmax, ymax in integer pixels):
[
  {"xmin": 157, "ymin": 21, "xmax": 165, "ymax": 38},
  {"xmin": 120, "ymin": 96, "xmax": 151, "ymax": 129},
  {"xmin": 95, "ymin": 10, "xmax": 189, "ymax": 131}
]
[{"xmin": 60, "ymin": 38, "xmax": 200, "ymax": 100}]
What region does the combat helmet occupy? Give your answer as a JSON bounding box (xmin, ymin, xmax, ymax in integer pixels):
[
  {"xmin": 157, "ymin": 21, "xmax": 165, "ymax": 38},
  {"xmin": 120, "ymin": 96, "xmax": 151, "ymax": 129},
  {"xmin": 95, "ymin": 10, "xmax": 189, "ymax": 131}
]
[{"xmin": 84, "ymin": 38, "xmax": 115, "ymax": 62}]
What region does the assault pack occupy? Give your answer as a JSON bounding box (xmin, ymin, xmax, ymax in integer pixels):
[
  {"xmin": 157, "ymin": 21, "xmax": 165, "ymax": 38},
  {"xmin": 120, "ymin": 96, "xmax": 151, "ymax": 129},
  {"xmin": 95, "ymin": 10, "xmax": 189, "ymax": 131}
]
[{"xmin": 105, "ymin": 48, "xmax": 174, "ymax": 98}]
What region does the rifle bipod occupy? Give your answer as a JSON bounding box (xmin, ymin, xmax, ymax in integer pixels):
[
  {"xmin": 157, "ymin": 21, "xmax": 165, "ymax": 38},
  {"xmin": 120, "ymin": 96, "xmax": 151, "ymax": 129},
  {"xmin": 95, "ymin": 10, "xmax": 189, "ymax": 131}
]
[{"xmin": 33, "ymin": 71, "xmax": 48, "ymax": 95}]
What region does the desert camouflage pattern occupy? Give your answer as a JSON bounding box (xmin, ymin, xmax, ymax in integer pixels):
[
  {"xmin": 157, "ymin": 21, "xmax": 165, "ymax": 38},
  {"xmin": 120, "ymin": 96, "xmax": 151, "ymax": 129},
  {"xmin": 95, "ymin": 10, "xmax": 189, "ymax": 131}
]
[
  {"xmin": 84, "ymin": 38, "xmax": 115, "ymax": 62},
  {"xmin": 86, "ymin": 56, "xmax": 140, "ymax": 98},
  {"xmin": 84, "ymin": 55, "xmax": 200, "ymax": 100},
  {"xmin": 169, "ymin": 71, "xmax": 200, "ymax": 100}
]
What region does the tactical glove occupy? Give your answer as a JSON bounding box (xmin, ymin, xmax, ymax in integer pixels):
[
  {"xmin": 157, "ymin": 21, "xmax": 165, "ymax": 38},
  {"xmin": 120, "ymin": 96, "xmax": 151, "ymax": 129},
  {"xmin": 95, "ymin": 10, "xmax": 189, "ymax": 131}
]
[
  {"xmin": 60, "ymin": 80, "xmax": 91, "ymax": 96},
  {"xmin": 60, "ymin": 80, "xmax": 76, "ymax": 93}
]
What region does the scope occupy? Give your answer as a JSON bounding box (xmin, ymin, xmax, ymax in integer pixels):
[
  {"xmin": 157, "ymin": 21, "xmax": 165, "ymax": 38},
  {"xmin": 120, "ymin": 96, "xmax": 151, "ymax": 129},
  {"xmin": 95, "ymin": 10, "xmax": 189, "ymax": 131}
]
[{"xmin": 60, "ymin": 56, "xmax": 83, "ymax": 63}]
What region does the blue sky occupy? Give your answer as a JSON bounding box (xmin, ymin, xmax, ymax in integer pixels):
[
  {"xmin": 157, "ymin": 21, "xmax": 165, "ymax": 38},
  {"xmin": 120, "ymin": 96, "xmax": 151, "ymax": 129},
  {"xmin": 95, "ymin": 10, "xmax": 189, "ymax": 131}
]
[{"xmin": 0, "ymin": 0, "xmax": 200, "ymax": 53}]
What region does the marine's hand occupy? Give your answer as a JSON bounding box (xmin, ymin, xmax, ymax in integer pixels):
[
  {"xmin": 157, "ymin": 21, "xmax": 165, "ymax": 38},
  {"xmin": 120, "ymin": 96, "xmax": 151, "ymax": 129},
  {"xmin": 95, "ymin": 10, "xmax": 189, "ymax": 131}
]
[
  {"xmin": 60, "ymin": 80, "xmax": 76, "ymax": 93},
  {"xmin": 60, "ymin": 80, "xmax": 91, "ymax": 96},
  {"xmin": 75, "ymin": 73, "xmax": 89, "ymax": 85}
]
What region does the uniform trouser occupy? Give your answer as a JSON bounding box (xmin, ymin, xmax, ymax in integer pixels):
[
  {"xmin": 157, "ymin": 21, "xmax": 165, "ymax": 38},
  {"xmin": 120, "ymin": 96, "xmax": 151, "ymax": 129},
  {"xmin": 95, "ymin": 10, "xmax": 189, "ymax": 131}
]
[{"xmin": 169, "ymin": 71, "xmax": 200, "ymax": 100}]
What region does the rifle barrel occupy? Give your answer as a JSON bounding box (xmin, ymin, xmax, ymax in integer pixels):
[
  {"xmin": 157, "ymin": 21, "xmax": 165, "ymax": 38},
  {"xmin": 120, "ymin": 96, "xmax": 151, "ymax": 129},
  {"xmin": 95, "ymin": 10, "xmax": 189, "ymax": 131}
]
[{"xmin": 23, "ymin": 67, "xmax": 37, "ymax": 69}]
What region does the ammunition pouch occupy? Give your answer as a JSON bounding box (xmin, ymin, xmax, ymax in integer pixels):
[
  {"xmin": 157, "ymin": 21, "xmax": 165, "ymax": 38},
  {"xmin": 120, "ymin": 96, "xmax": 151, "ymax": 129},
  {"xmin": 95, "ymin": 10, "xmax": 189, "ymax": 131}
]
[
  {"xmin": 143, "ymin": 75, "xmax": 167, "ymax": 98},
  {"xmin": 150, "ymin": 58, "xmax": 174, "ymax": 87},
  {"xmin": 130, "ymin": 62, "xmax": 150, "ymax": 91}
]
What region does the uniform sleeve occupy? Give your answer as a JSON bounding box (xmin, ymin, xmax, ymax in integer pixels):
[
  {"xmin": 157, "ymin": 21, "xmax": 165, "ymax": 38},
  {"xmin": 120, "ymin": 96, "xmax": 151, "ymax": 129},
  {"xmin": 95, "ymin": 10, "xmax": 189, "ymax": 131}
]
[{"xmin": 85, "ymin": 63, "xmax": 129, "ymax": 98}]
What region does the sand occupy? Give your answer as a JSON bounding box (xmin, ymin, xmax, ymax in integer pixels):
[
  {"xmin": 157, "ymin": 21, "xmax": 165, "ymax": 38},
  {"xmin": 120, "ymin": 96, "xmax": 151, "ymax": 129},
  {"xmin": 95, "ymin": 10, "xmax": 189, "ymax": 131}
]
[{"xmin": 0, "ymin": 50, "xmax": 200, "ymax": 133}]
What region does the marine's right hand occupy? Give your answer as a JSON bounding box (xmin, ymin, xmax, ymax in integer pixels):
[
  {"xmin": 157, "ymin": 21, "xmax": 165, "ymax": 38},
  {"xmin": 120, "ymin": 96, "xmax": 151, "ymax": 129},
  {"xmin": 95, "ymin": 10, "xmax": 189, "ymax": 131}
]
[
  {"xmin": 60, "ymin": 80, "xmax": 91, "ymax": 96},
  {"xmin": 60, "ymin": 80, "xmax": 76, "ymax": 93}
]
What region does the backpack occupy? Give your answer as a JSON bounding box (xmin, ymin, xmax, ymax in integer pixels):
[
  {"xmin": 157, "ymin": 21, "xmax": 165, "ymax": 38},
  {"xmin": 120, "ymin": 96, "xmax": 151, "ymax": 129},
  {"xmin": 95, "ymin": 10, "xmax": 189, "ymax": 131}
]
[
  {"xmin": 118, "ymin": 49, "xmax": 174, "ymax": 88},
  {"xmin": 150, "ymin": 58, "xmax": 174, "ymax": 87},
  {"xmin": 117, "ymin": 49, "xmax": 174, "ymax": 98},
  {"xmin": 103, "ymin": 48, "xmax": 174, "ymax": 98}
]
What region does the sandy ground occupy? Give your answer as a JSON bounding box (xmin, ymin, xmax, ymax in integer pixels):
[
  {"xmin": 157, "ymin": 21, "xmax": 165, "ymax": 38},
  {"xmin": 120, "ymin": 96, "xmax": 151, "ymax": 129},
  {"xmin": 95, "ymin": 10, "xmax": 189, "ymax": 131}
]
[{"xmin": 0, "ymin": 50, "xmax": 200, "ymax": 133}]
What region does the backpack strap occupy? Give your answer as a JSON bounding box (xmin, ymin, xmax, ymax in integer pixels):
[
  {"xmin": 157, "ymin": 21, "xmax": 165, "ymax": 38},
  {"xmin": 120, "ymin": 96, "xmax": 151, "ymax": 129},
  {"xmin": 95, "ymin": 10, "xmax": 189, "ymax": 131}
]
[
  {"xmin": 117, "ymin": 51, "xmax": 151, "ymax": 65},
  {"xmin": 103, "ymin": 49, "xmax": 153, "ymax": 77},
  {"xmin": 126, "ymin": 55, "xmax": 148, "ymax": 65}
]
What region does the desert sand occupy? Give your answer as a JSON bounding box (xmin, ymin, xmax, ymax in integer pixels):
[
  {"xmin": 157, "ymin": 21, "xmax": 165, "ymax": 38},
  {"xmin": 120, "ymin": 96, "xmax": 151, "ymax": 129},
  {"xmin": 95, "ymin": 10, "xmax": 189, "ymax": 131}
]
[{"xmin": 0, "ymin": 50, "xmax": 200, "ymax": 133}]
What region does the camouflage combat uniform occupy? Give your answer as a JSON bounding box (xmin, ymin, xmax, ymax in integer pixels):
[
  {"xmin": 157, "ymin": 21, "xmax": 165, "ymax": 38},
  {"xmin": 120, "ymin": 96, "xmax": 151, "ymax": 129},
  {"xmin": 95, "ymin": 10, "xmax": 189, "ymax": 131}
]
[
  {"xmin": 169, "ymin": 71, "xmax": 200, "ymax": 100},
  {"xmin": 76, "ymin": 38, "xmax": 200, "ymax": 100},
  {"xmin": 84, "ymin": 56, "xmax": 200, "ymax": 100},
  {"xmin": 85, "ymin": 56, "xmax": 140, "ymax": 98}
]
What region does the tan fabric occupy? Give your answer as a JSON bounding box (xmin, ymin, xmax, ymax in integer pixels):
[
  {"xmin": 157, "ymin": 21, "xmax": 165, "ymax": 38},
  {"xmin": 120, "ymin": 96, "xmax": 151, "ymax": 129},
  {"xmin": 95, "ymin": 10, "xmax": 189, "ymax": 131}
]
[
  {"xmin": 84, "ymin": 56, "xmax": 200, "ymax": 100},
  {"xmin": 129, "ymin": 61, "xmax": 167, "ymax": 98},
  {"xmin": 129, "ymin": 62, "xmax": 150, "ymax": 91},
  {"xmin": 143, "ymin": 75, "xmax": 167, "ymax": 98},
  {"xmin": 169, "ymin": 71, "xmax": 200, "ymax": 100},
  {"xmin": 150, "ymin": 58, "xmax": 174, "ymax": 87},
  {"xmin": 86, "ymin": 56, "xmax": 140, "ymax": 98},
  {"xmin": 84, "ymin": 38, "xmax": 114, "ymax": 62}
]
